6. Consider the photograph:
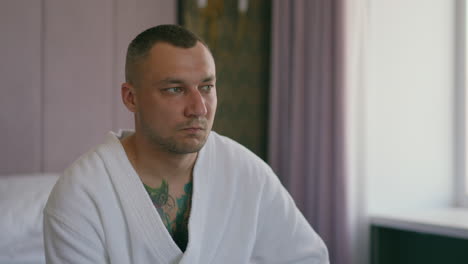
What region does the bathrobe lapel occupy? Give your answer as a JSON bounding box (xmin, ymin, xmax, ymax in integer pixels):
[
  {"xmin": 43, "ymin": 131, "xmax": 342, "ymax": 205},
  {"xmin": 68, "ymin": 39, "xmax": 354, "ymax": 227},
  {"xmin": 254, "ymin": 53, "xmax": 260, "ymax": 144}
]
[
  {"xmin": 96, "ymin": 131, "xmax": 214, "ymax": 263},
  {"xmin": 97, "ymin": 131, "xmax": 183, "ymax": 262}
]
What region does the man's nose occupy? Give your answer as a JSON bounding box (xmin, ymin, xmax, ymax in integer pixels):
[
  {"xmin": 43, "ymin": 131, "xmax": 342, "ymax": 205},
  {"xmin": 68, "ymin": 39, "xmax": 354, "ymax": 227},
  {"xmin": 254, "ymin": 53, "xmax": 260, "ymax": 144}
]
[{"xmin": 184, "ymin": 90, "xmax": 207, "ymax": 117}]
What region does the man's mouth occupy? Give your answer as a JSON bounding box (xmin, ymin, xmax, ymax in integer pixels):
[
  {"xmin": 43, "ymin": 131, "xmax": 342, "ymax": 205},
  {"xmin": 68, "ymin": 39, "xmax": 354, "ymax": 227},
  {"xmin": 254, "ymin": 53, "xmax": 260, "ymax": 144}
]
[
  {"xmin": 179, "ymin": 120, "xmax": 207, "ymax": 131},
  {"xmin": 180, "ymin": 126, "xmax": 205, "ymax": 132}
]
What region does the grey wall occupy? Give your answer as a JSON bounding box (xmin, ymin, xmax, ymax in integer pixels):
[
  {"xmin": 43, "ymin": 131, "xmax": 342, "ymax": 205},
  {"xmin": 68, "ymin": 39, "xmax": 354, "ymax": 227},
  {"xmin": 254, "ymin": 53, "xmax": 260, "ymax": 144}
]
[
  {"xmin": 364, "ymin": 0, "xmax": 454, "ymax": 213},
  {"xmin": 0, "ymin": 0, "xmax": 176, "ymax": 174}
]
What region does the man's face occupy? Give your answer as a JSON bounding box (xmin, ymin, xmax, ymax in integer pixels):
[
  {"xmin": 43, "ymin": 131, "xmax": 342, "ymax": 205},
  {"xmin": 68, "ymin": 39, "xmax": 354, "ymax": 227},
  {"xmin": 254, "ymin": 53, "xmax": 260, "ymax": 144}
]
[{"xmin": 133, "ymin": 41, "xmax": 217, "ymax": 154}]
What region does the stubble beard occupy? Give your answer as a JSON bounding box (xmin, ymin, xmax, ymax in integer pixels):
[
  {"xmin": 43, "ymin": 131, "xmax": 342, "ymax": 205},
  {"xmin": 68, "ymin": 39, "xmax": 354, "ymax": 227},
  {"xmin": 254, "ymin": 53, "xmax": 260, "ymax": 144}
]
[{"xmin": 139, "ymin": 114, "xmax": 210, "ymax": 155}]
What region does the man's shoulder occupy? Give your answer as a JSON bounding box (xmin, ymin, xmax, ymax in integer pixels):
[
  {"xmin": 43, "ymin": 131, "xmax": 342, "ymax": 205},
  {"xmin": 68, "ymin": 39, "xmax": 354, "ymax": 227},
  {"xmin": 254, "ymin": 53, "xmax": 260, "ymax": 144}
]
[
  {"xmin": 42, "ymin": 143, "xmax": 113, "ymax": 252},
  {"xmin": 60, "ymin": 136, "xmax": 113, "ymax": 183},
  {"xmin": 44, "ymin": 132, "xmax": 121, "ymax": 217},
  {"xmin": 208, "ymin": 131, "xmax": 267, "ymax": 164},
  {"xmin": 206, "ymin": 131, "xmax": 275, "ymax": 181},
  {"xmin": 61, "ymin": 131, "xmax": 125, "ymax": 180},
  {"xmin": 205, "ymin": 132, "xmax": 289, "ymax": 214}
]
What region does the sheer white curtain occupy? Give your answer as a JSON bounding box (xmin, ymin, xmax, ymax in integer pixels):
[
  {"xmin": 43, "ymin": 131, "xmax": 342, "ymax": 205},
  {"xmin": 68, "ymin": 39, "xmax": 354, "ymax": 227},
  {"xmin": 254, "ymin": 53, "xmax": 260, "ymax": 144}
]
[{"xmin": 344, "ymin": 0, "xmax": 369, "ymax": 264}]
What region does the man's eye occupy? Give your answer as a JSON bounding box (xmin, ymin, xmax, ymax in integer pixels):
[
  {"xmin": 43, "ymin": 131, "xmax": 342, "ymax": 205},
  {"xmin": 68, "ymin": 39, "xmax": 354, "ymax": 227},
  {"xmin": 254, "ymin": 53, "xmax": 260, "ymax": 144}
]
[
  {"xmin": 165, "ymin": 87, "xmax": 182, "ymax": 93},
  {"xmin": 200, "ymin": 85, "xmax": 213, "ymax": 92}
]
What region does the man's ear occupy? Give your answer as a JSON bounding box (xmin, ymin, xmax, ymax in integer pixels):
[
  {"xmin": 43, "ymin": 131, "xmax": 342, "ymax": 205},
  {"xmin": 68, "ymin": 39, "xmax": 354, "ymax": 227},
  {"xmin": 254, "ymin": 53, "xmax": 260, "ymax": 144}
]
[{"xmin": 121, "ymin": 82, "xmax": 137, "ymax": 113}]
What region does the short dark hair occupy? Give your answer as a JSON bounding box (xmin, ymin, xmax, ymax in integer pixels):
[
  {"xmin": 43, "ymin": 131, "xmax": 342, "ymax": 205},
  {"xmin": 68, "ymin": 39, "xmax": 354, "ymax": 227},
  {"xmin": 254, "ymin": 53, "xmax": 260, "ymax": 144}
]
[{"xmin": 125, "ymin": 24, "xmax": 206, "ymax": 84}]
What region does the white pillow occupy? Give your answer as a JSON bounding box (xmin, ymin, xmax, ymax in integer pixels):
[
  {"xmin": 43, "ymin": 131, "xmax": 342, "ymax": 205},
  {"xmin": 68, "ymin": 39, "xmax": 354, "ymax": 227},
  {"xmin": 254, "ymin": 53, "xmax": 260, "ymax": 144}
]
[{"xmin": 0, "ymin": 173, "xmax": 59, "ymax": 264}]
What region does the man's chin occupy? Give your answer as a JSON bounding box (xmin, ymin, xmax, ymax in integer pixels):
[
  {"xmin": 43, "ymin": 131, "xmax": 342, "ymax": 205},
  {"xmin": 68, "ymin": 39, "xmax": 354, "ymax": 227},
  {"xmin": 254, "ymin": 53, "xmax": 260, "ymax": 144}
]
[
  {"xmin": 170, "ymin": 135, "xmax": 208, "ymax": 154},
  {"xmin": 170, "ymin": 143, "xmax": 204, "ymax": 155},
  {"xmin": 145, "ymin": 130, "xmax": 210, "ymax": 155},
  {"xmin": 182, "ymin": 138, "xmax": 208, "ymax": 152}
]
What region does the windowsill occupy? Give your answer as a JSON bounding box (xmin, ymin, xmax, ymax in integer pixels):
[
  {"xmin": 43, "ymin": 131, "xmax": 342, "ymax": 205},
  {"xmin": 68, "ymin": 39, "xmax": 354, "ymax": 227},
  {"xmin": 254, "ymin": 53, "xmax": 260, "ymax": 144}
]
[{"xmin": 370, "ymin": 207, "xmax": 468, "ymax": 239}]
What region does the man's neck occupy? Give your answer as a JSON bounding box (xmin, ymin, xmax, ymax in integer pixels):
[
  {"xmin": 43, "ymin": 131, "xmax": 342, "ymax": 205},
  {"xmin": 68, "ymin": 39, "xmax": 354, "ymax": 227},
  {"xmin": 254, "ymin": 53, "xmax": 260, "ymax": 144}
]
[{"xmin": 121, "ymin": 133, "xmax": 197, "ymax": 186}]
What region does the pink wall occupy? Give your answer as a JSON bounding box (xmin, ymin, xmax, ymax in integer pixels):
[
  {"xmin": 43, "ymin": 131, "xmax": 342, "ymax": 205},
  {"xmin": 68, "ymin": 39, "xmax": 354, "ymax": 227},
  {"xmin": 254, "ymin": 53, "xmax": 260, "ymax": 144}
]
[{"xmin": 0, "ymin": 0, "xmax": 176, "ymax": 174}]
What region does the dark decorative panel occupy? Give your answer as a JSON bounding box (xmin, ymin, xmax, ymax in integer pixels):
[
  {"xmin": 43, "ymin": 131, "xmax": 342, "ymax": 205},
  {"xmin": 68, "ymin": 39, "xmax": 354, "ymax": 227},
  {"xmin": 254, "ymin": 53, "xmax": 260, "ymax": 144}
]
[
  {"xmin": 371, "ymin": 226, "xmax": 468, "ymax": 264},
  {"xmin": 179, "ymin": 0, "xmax": 271, "ymax": 160}
]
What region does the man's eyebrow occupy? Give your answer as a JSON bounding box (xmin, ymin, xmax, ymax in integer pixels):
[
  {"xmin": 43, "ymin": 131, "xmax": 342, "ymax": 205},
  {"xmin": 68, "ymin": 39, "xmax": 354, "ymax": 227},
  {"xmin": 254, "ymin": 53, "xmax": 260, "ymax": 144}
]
[
  {"xmin": 157, "ymin": 78, "xmax": 184, "ymax": 85},
  {"xmin": 201, "ymin": 75, "xmax": 216, "ymax": 83},
  {"xmin": 155, "ymin": 76, "xmax": 216, "ymax": 85}
]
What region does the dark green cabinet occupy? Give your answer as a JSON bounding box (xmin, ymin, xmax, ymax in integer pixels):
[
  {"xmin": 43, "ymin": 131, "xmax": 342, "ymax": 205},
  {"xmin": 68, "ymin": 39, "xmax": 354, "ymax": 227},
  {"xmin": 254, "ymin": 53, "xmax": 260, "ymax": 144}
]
[{"xmin": 371, "ymin": 225, "xmax": 468, "ymax": 264}]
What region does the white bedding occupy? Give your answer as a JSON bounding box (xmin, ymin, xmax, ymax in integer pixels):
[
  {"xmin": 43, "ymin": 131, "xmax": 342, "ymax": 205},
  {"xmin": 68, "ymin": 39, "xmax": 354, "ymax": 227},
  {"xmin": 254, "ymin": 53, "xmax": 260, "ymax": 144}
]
[{"xmin": 0, "ymin": 173, "xmax": 59, "ymax": 264}]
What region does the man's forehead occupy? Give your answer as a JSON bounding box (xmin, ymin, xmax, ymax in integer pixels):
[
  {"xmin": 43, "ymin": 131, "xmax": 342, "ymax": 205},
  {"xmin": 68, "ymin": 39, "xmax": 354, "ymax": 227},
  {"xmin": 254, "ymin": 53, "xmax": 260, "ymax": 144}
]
[
  {"xmin": 145, "ymin": 42, "xmax": 215, "ymax": 69},
  {"xmin": 149, "ymin": 41, "xmax": 212, "ymax": 57},
  {"xmin": 137, "ymin": 41, "xmax": 216, "ymax": 85}
]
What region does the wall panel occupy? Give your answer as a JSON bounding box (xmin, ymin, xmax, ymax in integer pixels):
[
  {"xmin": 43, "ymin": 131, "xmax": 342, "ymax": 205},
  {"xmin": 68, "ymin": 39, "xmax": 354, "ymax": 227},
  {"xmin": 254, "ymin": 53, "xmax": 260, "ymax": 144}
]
[
  {"xmin": 0, "ymin": 1, "xmax": 42, "ymax": 174},
  {"xmin": 112, "ymin": 0, "xmax": 177, "ymax": 131},
  {"xmin": 43, "ymin": 0, "xmax": 114, "ymax": 171},
  {"xmin": 0, "ymin": 1, "xmax": 177, "ymax": 174}
]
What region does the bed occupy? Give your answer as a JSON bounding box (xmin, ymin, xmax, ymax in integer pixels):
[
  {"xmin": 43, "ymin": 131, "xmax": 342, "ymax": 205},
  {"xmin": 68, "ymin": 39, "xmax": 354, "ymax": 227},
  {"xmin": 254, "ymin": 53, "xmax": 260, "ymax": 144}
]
[{"xmin": 0, "ymin": 173, "xmax": 59, "ymax": 264}]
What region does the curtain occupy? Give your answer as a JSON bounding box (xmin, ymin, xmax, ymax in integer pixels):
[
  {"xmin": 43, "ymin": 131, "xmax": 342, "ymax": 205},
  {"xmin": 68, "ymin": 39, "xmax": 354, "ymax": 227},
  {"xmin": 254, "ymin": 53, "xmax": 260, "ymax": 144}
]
[
  {"xmin": 268, "ymin": 0, "xmax": 350, "ymax": 263},
  {"xmin": 344, "ymin": 1, "xmax": 369, "ymax": 263}
]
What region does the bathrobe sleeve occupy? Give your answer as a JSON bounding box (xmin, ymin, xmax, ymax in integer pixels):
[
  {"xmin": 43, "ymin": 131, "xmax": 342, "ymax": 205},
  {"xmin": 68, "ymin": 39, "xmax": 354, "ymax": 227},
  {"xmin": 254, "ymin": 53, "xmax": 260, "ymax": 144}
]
[
  {"xmin": 43, "ymin": 155, "xmax": 110, "ymax": 264},
  {"xmin": 251, "ymin": 169, "xmax": 329, "ymax": 264},
  {"xmin": 43, "ymin": 210, "xmax": 108, "ymax": 264}
]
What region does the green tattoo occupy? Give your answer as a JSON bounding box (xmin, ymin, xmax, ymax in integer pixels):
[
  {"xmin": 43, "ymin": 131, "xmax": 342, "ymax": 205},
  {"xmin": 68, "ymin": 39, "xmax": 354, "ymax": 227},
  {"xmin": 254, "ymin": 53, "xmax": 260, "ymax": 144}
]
[
  {"xmin": 172, "ymin": 182, "xmax": 192, "ymax": 250},
  {"xmin": 143, "ymin": 180, "xmax": 193, "ymax": 251},
  {"xmin": 144, "ymin": 180, "xmax": 175, "ymax": 230}
]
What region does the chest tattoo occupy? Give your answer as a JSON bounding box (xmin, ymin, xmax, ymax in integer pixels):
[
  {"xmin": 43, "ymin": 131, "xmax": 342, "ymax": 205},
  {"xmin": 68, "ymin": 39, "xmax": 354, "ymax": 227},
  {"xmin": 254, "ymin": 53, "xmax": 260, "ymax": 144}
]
[{"xmin": 144, "ymin": 180, "xmax": 193, "ymax": 251}]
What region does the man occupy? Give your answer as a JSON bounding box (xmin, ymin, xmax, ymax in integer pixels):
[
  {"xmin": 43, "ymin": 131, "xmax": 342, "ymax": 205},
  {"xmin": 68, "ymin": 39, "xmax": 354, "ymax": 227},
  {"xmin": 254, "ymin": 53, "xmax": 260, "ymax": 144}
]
[{"xmin": 43, "ymin": 24, "xmax": 329, "ymax": 263}]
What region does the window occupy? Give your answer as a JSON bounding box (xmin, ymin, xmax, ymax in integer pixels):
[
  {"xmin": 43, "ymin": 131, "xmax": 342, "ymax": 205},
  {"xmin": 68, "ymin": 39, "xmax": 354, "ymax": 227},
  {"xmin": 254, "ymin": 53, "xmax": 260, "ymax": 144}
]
[{"xmin": 457, "ymin": 0, "xmax": 468, "ymax": 206}]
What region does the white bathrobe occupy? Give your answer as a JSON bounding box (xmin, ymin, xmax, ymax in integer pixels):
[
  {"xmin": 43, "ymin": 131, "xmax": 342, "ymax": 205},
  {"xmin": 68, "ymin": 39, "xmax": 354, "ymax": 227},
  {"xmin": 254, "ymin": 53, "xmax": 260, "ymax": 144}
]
[{"xmin": 43, "ymin": 130, "xmax": 329, "ymax": 264}]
